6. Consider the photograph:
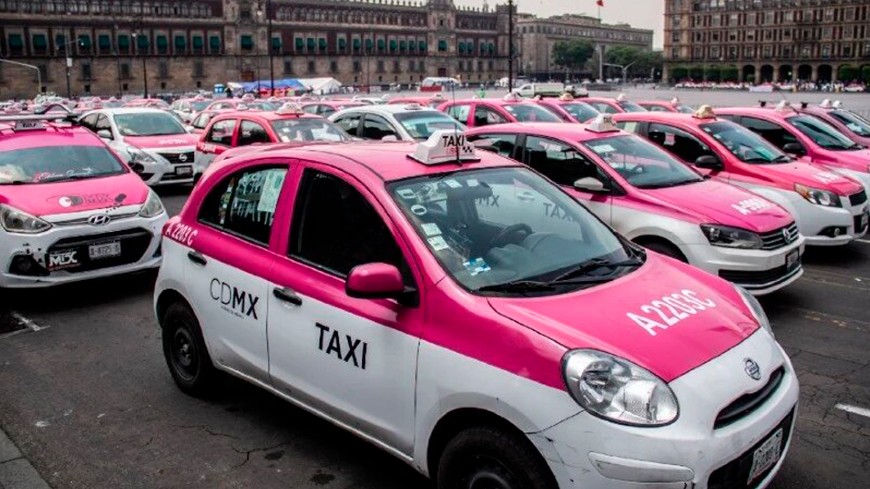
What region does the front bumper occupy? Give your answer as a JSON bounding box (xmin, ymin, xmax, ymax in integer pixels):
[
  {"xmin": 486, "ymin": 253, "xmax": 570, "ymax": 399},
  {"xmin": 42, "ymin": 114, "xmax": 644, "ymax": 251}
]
[
  {"xmin": 792, "ymin": 197, "xmax": 867, "ymax": 246},
  {"xmin": 128, "ymin": 146, "xmax": 196, "ymax": 186},
  {"xmin": 531, "ymin": 330, "xmax": 799, "ymax": 489},
  {"xmin": 0, "ymin": 209, "xmax": 167, "ymax": 288}
]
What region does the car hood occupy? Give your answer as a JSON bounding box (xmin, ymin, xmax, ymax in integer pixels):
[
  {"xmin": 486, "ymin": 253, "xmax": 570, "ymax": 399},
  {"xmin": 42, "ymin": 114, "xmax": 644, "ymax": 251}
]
[
  {"xmin": 750, "ymin": 161, "xmax": 863, "ymax": 196},
  {"xmin": 0, "ymin": 172, "xmax": 148, "ymax": 217},
  {"xmin": 487, "ymin": 255, "xmax": 758, "ymax": 382},
  {"xmin": 643, "ymin": 179, "xmax": 793, "ymax": 232},
  {"xmin": 815, "ymin": 148, "xmax": 870, "ymax": 172},
  {"xmin": 123, "ymin": 134, "xmax": 197, "ymax": 150}
]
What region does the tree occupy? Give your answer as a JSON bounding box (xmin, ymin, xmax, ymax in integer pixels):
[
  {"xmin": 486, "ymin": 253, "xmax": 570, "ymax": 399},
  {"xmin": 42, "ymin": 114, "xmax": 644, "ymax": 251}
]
[
  {"xmin": 552, "ymin": 40, "xmax": 595, "ymax": 73},
  {"xmin": 604, "ymin": 46, "xmax": 663, "ymax": 79}
]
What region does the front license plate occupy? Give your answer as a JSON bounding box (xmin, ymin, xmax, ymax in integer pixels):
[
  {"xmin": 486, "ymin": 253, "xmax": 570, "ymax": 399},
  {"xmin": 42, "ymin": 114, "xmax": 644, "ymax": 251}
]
[
  {"xmin": 786, "ymin": 250, "xmax": 800, "ymax": 270},
  {"xmin": 748, "ymin": 428, "xmax": 783, "ymax": 484},
  {"xmin": 175, "ymin": 165, "xmax": 193, "ymax": 176},
  {"xmin": 89, "ymin": 241, "xmax": 121, "ymax": 260}
]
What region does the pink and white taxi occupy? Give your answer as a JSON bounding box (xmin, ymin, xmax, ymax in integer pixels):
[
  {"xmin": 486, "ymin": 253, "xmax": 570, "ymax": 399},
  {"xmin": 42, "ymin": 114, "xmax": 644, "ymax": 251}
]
[
  {"xmin": 466, "ymin": 117, "xmax": 804, "ymax": 295},
  {"xmin": 79, "ymin": 108, "xmax": 199, "ymax": 185},
  {"xmin": 0, "ymin": 111, "xmax": 167, "ymax": 287},
  {"xmin": 155, "ymin": 131, "xmax": 798, "ymax": 489}
]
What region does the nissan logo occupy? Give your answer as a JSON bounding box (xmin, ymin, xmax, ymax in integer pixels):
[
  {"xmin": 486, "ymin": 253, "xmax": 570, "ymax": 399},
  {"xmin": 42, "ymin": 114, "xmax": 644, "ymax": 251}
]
[
  {"xmin": 178, "ymin": 153, "xmax": 188, "ymax": 162},
  {"xmin": 744, "ymin": 358, "xmax": 762, "ymax": 381},
  {"xmin": 782, "ymin": 228, "xmax": 792, "ymax": 244},
  {"xmin": 88, "ymin": 214, "xmax": 111, "ymax": 226}
]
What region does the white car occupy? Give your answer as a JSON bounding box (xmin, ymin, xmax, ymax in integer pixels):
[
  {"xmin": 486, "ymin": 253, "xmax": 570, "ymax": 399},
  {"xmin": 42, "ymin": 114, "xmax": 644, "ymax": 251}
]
[
  {"xmin": 79, "ymin": 108, "xmax": 199, "ymax": 186},
  {"xmin": 329, "ymin": 103, "xmax": 465, "ymax": 141}
]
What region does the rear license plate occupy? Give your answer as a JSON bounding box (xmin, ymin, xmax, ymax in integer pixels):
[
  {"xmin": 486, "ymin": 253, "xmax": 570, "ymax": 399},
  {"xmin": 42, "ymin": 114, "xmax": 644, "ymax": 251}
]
[
  {"xmin": 748, "ymin": 428, "xmax": 783, "ymax": 484},
  {"xmin": 786, "ymin": 250, "xmax": 799, "ymax": 270},
  {"xmin": 89, "ymin": 242, "xmax": 121, "ymax": 260},
  {"xmin": 175, "ymin": 166, "xmax": 193, "ymax": 176}
]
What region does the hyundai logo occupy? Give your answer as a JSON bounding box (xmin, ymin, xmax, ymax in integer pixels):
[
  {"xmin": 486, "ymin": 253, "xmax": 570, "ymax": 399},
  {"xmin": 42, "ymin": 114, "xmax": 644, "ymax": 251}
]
[
  {"xmin": 744, "ymin": 358, "xmax": 762, "ymax": 381},
  {"xmin": 178, "ymin": 153, "xmax": 188, "ymax": 163},
  {"xmin": 88, "ymin": 214, "xmax": 111, "ymax": 226}
]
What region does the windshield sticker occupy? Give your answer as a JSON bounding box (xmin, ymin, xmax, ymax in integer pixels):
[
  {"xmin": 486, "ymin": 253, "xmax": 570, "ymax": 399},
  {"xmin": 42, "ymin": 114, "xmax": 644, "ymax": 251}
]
[
  {"xmin": 463, "ymin": 257, "xmax": 491, "ymax": 276},
  {"xmin": 256, "ymin": 170, "xmax": 286, "ymax": 213},
  {"xmin": 814, "ymin": 171, "xmax": 843, "ymax": 184},
  {"xmin": 397, "ymin": 188, "xmax": 417, "ymax": 200},
  {"xmin": 664, "ymin": 133, "xmax": 676, "ymax": 146},
  {"xmin": 467, "ymin": 178, "xmax": 480, "ymax": 187},
  {"xmin": 421, "ymin": 223, "xmax": 442, "ymax": 237},
  {"xmin": 589, "ymin": 144, "xmax": 615, "ymax": 153},
  {"xmin": 444, "ymin": 179, "xmax": 463, "ymax": 189},
  {"xmin": 428, "ymin": 236, "xmax": 450, "ymax": 251},
  {"xmin": 411, "ymin": 204, "xmax": 428, "ymax": 216},
  {"xmin": 732, "ymin": 197, "xmax": 776, "ymax": 215},
  {"xmin": 627, "ymin": 290, "xmax": 716, "ymax": 336},
  {"xmin": 539, "ymin": 141, "xmax": 563, "ymax": 152}
]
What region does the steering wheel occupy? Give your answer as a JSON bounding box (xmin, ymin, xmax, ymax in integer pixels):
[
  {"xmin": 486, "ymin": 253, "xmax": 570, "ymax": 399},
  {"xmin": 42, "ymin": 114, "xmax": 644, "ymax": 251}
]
[{"xmin": 489, "ymin": 224, "xmax": 533, "ymax": 249}]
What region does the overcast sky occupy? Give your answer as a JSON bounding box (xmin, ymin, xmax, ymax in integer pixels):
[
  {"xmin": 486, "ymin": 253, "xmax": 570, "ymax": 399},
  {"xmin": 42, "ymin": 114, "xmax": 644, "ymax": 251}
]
[{"xmin": 455, "ymin": 0, "xmax": 665, "ymax": 49}]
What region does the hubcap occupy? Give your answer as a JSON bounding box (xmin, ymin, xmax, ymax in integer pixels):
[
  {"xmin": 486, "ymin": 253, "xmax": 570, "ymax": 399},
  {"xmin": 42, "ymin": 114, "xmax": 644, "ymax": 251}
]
[
  {"xmin": 465, "ymin": 456, "xmax": 514, "ymax": 489},
  {"xmin": 172, "ymin": 326, "xmax": 197, "ymax": 381}
]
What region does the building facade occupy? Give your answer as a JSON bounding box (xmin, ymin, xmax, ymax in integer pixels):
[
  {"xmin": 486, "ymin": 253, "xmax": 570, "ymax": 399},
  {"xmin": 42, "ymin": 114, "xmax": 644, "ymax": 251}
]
[
  {"xmin": 664, "ymin": 0, "xmax": 870, "ymax": 84},
  {"xmin": 517, "ymin": 13, "xmax": 654, "ymax": 80},
  {"xmin": 0, "ymin": 0, "xmax": 513, "ymax": 98}
]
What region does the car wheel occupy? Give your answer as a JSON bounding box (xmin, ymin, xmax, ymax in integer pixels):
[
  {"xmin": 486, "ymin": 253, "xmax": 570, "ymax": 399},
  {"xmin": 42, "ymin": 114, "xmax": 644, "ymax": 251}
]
[
  {"xmin": 161, "ymin": 302, "xmax": 217, "ymax": 397},
  {"xmin": 641, "ymin": 240, "xmax": 688, "ymax": 263},
  {"xmin": 436, "ymin": 425, "xmax": 558, "ymax": 489}
]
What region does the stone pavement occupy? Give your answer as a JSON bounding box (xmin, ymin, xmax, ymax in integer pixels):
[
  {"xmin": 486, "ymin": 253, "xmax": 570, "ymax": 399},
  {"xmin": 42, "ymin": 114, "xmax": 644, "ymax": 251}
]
[{"xmin": 0, "ymin": 428, "xmax": 50, "ymax": 489}]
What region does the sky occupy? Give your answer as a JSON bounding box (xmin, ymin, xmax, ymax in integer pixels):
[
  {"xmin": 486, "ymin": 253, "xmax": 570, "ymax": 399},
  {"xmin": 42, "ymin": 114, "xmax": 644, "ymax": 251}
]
[{"xmin": 454, "ymin": 0, "xmax": 665, "ymax": 49}]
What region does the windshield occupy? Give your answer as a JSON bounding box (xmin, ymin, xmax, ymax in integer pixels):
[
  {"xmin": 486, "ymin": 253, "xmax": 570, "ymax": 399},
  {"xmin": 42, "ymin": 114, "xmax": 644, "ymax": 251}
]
[
  {"xmin": 270, "ymin": 118, "xmax": 350, "ymax": 142},
  {"xmin": 582, "ymin": 135, "xmax": 704, "ymax": 189},
  {"xmin": 562, "ymin": 103, "xmax": 600, "ymax": 122},
  {"xmin": 114, "ymin": 112, "xmax": 187, "ymax": 136},
  {"xmin": 787, "ymin": 114, "xmax": 858, "ymax": 150},
  {"xmin": 618, "ymin": 101, "xmax": 648, "ymax": 113},
  {"xmin": 389, "ymin": 167, "xmax": 635, "ymax": 295},
  {"xmin": 191, "ymin": 101, "xmax": 211, "ymax": 112},
  {"xmin": 394, "ymin": 111, "xmax": 466, "ymax": 140},
  {"xmin": 0, "ymin": 145, "xmax": 126, "ymax": 184},
  {"xmin": 249, "ymin": 101, "xmax": 279, "ymax": 111},
  {"xmin": 676, "ymin": 105, "xmax": 695, "ymax": 114},
  {"xmin": 828, "ymin": 111, "xmax": 870, "ymax": 138},
  {"xmin": 700, "ymin": 121, "xmax": 791, "ymax": 164},
  {"xmin": 502, "ymin": 104, "xmax": 562, "ymax": 122}
]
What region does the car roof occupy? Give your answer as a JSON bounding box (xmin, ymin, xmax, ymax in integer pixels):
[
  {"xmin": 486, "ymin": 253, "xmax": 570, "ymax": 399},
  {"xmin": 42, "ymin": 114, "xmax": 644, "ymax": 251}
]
[
  {"xmin": 0, "ymin": 123, "xmax": 102, "ymax": 151},
  {"xmin": 715, "ymin": 107, "xmax": 798, "ymax": 120},
  {"xmin": 336, "ymin": 104, "xmax": 446, "ymax": 116},
  {"xmin": 223, "ymin": 140, "xmax": 521, "ymax": 182},
  {"xmin": 89, "ymin": 107, "xmax": 172, "ymax": 115},
  {"xmin": 612, "ymin": 112, "xmax": 707, "ymax": 124},
  {"xmin": 211, "ymin": 110, "xmax": 324, "ymax": 122},
  {"xmin": 467, "ymin": 122, "xmax": 625, "ymax": 142}
]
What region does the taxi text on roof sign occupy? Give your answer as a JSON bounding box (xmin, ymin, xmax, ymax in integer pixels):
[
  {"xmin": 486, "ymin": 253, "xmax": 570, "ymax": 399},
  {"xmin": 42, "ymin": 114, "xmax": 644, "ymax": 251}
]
[
  {"xmin": 409, "ymin": 130, "xmax": 480, "ymax": 165},
  {"xmin": 586, "ymin": 114, "xmax": 619, "ymax": 133}
]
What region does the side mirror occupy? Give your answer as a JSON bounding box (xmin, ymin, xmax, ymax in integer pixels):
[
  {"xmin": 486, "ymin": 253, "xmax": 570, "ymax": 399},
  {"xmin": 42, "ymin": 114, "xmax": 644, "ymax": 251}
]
[
  {"xmin": 573, "ymin": 177, "xmax": 608, "ymax": 193},
  {"xmin": 97, "ymin": 129, "xmax": 113, "ymax": 140},
  {"xmin": 381, "ymin": 135, "xmax": 399, "ymax": 141},
  {"xmin": 783, "ymin": 142, "xmax": 806, "ymax": 156},
  {"xmin": 694, "ymin": 155, "xmax": 724, "ymax": 171},
  {"xmin": 185, "ymin": 126, "xmax": 195, "ymax": 133},
  {"xmin": 346, "ymin": 263, "xmax": 415, "ymax": 305}
]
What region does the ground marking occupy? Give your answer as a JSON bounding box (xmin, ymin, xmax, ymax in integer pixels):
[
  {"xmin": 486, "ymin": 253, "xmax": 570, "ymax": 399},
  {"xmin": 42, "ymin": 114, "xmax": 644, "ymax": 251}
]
[
  {"xmin": 11, "ymin": 312, "xmax": 45, "ymax": 332},
  {"xmin": 835, "ymin": 403, "xmax": 870, "ymax": 419},
  {"xmin": 856, "ymin": 239, "xmax": 870, "ymax": 245}
]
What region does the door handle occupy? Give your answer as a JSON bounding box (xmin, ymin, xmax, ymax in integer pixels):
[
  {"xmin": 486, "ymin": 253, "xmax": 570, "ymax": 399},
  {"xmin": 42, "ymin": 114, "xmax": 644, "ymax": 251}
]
[
  {"xmin": 273, "ymin": 287, "xmax": 303, "ymax": 306},
  {"xmin": 187, "ymin": 251, "xmax": 207, "ymax": 266}
]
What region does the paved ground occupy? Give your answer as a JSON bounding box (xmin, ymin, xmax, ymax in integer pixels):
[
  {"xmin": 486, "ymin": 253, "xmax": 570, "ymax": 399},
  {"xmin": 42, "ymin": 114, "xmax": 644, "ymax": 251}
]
[{"xmin": 1, "ymin": 111, "xmax": 870, "ymax": 487}]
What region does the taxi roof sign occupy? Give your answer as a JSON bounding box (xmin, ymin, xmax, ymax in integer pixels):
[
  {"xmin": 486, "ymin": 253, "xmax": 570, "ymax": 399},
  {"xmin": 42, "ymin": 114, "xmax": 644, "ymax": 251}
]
[
  {"xmin": 409, "ymin": 130, "xmax": 480, "ymax": 165},
  {"xmin": 13, "ymin": 120, "xmax": 46, "ymax": 131},
  {"xmin": 586, "ymin": 114, "xmax": 619, "ymax": 133},
  {"xmin": 670, "ymin": 97, "xmax": 681, "ymax": 105},
  {"xmin": 559, "ymin": 92, "xmax": 575, "ymax": 101},
  {"xmin": 693, "ymin": 105, "xmax": 716, "ymax": 119},
  {"xmin": 403, "ymin": 103, "xmax": 424, "ymax": 110},
  {"xmin": 616, "ymin": 93, "xmax": 628, "ymax": 102},
  {"xmin": 276, "ymin": 102, "xmax": 304, "ymax": 115},
  {"xmin": 832, "ymin": 100, "xmax": 843, "ymax": 109},
  {"xmin": 774, "ymin": 100, "xmax": 794, "ymax": 113},
  {"xmin": 503, "ymin": 92, "xmax": 523, "ymax": 102}
]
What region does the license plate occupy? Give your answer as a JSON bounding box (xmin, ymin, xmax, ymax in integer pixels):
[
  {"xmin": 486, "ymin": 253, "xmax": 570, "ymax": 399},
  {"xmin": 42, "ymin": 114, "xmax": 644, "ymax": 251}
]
[
  {"xmin": 747, "ymin": 428, "xmax": 783, "ymax": 484},
  {"xmin": 786, "ymin": 250, "xmax": 800, "ymax": 270},
  {"xmin": 89, "ymin": 242, "xmax": 121, "ymax": 260},
  {"xmin": 175, "ymin": 166, "xmax": 193, "ymax": 176}
]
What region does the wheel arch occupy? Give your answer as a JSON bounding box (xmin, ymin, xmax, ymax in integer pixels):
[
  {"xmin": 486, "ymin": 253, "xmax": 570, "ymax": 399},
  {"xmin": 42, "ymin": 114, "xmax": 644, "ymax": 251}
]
[
  {"xmin": 155, "ymin": 288, "xmax": 194, "ymax": 327},
  {"xmin": 630, "ymin": 233, "xmax": 689, "ymax": 261}
]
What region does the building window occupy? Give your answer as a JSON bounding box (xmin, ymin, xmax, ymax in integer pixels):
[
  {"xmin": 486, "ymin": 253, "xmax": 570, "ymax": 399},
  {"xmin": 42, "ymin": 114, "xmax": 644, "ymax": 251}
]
[
  {"xmin": 240, "ymin": 35, "xmax": 253, "ymax": 51},
  {"xmin": 193, "ymin": 60, "xmax": 204, "ymax": 77},
  {"xmin": 377, "ymin": 60, "xmax": 384, "ymax": 73},
  {"xmin": 284, "ymin": 60, "xmax": 293, "ymax": 74},
  {"xmin": 119, "ymin": 62, "xmax": 131, "ymax": 80},
  {"xmin": 353, "ymin": 60, "xmax": 361, "ymax": 72},
  {"xmin": 80, "ymin": 62, "xmax": 92, "ymax": 81},
  {"xmin": 158, "ymin": 60, "xmax": 169, "ymax": 79},
  {"xmin": 307, "ymin": 60, "xmax": 315, "ymax": 73},
  {"xmin": 330, "ymin": 60, "xmax": 338, "ymax": 73}
]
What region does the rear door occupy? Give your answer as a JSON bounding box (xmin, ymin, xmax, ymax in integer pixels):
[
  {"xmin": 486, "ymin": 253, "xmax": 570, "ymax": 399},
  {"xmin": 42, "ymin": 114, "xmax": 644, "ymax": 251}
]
[{"xmin": 195, "ymin": 118, "xmax": 237, "ymax": 174}]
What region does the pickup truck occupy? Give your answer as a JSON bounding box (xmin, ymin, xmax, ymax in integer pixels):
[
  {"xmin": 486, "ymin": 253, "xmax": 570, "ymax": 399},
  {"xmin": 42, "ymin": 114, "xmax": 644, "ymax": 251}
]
[{"xmin": 513, "ymin": 82, "xmax": 588, "ymax": 98}]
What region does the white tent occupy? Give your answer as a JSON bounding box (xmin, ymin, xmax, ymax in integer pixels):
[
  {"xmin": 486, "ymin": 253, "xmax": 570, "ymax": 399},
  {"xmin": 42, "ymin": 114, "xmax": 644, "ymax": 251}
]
[{"xmin": 297, "ymin": 77, "xmax": 343, "ymax": 95}]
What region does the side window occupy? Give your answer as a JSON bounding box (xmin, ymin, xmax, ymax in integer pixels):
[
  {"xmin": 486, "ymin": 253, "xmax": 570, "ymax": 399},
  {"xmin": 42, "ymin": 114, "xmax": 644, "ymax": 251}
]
[
  {"xmin": 740, "ymin": 117, "xmax": 798, "ymax": 148},
  {"xmin": 616, "ymin": 121, "xmax": 641, "ymax": 134},
  {"xmin": 521, "ymin": 136, "xmax": 601, "ymax": 186},
  {"xmin": 473, "ymin": 106, "xmax": 508, "ymax": 127},
  {"xmin": 447, "ymin": 104, "xmax": 471, "ymax": 122},
  {"xmin": 467, "ymin": 133, "xmax": 518, "ymax": 158},
  {"xmin": 301, "ymin": 105, "xmax": 319, "ymax": 114},
  {"xmin": 198, "ymin": 166, "xmax": 288, "ymax": 246},
  {"xmin": 237, "ymin": 120, "xmax": 271, "ymax": 146},
  {"xmin": 360, "ymin": 114, "xmax": 398, "ymax": 140},
  {"xmin": 95, "ymin": 115, "xmax": 112, "ymax": 132},
  {"xmin": 80, "ymin": 114, "xmax": 98, "ymax": 131},
  {"xmin": 716, "ymin": 114, "xmax": 738, "ymax": 122},
  {"xmin": 289, "ymin": 169, "xmax": 405, "ymax": 277},
  {"xmin": 334, "ymin": 114, "xmax": 361, "ymax": 135},
  {"xmin": 193, "ymin": 113, "xmax": 212, "ymax": 129},
  {"xmin": 591, "ymin": 102, "xmax": 618, "ymax": 114},
  {"xmin": 207, "ymin": 119, "xmax": 236, "ymax": 146},
  {"xmin": 648, "ymin": 123, "xmax": 712, "ymax": 163},
  {"xmin": 648, "ymin": 106, "xmax": 668, "ymax": 113},
  {"xmin": 320, "ymin": 107, "xmax": 336, "ymax": 117}
]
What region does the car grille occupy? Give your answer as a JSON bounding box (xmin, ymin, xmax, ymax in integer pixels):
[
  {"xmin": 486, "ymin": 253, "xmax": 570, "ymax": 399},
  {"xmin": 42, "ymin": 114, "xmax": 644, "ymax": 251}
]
[
  {"xmin": 715, "ymin": 367, "xmax": 785, "ymax": 429},
  {"xmin": 50, "ymin": 211, "xmax": 140, "ymax": 227},
  {"xmin": 46, "ymin": 228, "xmax": 153, "ymax": 273},
  {"xmin": 719, "ymin": 261, "xmax": 800, "ymax": 287},
  {"xmin": 158, "ymin": 151, "xmax": 194, "ymax": 164},
  {"xmin": 708, "ymin": 408, "xmax": 794, "ymax": 489},
  {"xmin": 849, "ymin": 189, "xmax": 867, "ymax": 207},
  {"xmin": 759, "ymin": 223, "xmax": 799, "ymax": 251}
]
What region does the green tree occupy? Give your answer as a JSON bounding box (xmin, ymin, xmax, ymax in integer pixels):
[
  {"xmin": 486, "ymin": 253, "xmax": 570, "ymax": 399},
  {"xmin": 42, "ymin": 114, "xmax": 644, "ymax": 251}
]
[
  {"xmin": 552, "ymin": 40, "xmax": 595, "ymax": 73},
  {"xmin": 605, "ymin": 46, "xmax": 663, "ymax": 79}
]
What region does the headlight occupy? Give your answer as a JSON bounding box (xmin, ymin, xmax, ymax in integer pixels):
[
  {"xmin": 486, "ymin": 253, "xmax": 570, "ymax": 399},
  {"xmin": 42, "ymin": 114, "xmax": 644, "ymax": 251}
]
[
  {"xmin": 794, "ymin": 183, "xmax": 841, "ymax": 207},
  {"xmin": 562, "ymin": 350, "xmax": 679, "ymax": 426},
  {"xmin": 128, "ymin": 147, "xmax": 157, "ymax": 164},
  {"xmin": 0, "ymin": 204, "xmax": 52, "ymax": 234},
  {"xmin": 138, "ymin": 190, "xmax": 165, "ymax": 218},
  {"xmin": 701, "ymin": 224, "xmax": 763, "ymax": 249},
  {"xmin": 735, "ymin": 285, "xmax": 773, "ymax": 337}
]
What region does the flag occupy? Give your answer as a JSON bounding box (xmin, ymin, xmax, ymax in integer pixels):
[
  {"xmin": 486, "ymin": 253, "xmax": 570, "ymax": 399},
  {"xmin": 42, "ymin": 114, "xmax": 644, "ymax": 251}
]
[{"xmin": 597, "ymin": 0, "xmax": 604, "ymax": 6}]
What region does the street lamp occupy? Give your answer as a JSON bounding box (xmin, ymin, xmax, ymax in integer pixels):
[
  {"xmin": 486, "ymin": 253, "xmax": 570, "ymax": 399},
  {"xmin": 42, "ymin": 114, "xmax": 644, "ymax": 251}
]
[
  {"xmin": 507, "ymin": 0, "xmax": 514, "ymax": 91},
  {"xmin": 603, "ymin": 61, "xmax": 637, "ymax": 85},
  {"xmin": 132, "ymin": 32, "xmax": 148, "ymax": 98},
  {"xmin": 65, "ymin": 15, "xmax": 72, "ymax": 98},
  {"xmin": 0, "ymin": 59, "xmax": 42, "ymax": 95},
  {"xmin": 266, "ymin": 0, "xmax": 274, "ymax": 96}
]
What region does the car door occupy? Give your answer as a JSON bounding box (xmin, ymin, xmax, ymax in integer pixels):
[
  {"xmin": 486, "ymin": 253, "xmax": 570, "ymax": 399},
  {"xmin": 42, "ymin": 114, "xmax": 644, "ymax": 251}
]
[
  {"xmin": 332, "ymin": 112, "xmax": 362, "ymax": 138},
  {"xmin": 187, "ymin": 163, "xmax": 291, "ymax": 382},
  {"xmin": 267, "ymin": 165, "xmax": 422, "ymax": 455},
  {"xmin": 195, "ymin": 118, "xmax": 237, "ymax": 174}
]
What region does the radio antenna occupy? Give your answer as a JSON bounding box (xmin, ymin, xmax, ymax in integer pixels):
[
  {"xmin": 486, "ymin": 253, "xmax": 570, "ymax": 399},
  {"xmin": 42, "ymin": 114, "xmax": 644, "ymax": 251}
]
[{"xmin": 452, "ymin": 75, "xmax": 461, "ymax": 166}]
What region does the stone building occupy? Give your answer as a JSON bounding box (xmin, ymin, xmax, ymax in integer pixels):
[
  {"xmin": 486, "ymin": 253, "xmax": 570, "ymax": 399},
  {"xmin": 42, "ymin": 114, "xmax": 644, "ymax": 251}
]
[
  {"xmin": 0, "ymin": 0, "xmax": 512, "ymax": 98},
  {"xmin": 663, "ymin": 0, "xmax": 870, "ymax": 83}
]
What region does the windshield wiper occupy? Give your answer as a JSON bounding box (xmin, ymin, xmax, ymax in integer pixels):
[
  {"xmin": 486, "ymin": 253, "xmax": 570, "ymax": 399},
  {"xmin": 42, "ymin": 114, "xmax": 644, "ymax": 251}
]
[
  {"xmin": 639, "ymin": 179, "xmax": 701, "ymax": 189},
  {"xmin": 37, "ymin": 174, "xmax": 96, "ymax": 183},
  {"xmin": 0, "ymin": 179, "xmax": 30, "ymax": 185},
  {"xmin": 552, "ymin": 257, "xmax": 643, "ymax": 283},
  {"xmin": 477, "ymin": 280, "xmax": 556, "ymax": 294},
  {"xmin": 773, "ymin": 154, "xmax": 794, "ymax": 162}
]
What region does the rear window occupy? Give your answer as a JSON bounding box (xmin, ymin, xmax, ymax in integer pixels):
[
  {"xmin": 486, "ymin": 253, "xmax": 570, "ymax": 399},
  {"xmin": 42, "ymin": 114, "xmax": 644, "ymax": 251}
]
[
  {"xmin": 270, "ymin": 118, "xmax": 350, "ymax": 143},
  {"xmin": 501, "ymin": 104, "xmax": 561, "ymax": 122},
  {"xmin": 394, "ymin": 111, "xmax": 466, "ymax": 140},
  {"xmin": 0, "ymin": 145, "xmax": 126, "ymax": 184}
]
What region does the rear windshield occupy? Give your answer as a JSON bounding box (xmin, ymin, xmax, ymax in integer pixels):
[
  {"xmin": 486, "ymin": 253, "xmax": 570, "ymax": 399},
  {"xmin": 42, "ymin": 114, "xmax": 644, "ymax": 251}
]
[
  {"xmin": 114, "ymin": 112, "xmax": 187, "ymax": 136},
  {"xmin": 502, "ymin": 104, "xmax": 562, "ymax": 122},
  {"xmin": 270, "ymin": 118, "xmax": 351, "ymax": 142},
  {"xmin": 787, "ymin": 114, "xmax": 858, "ymax": 150},
  {"xmin": 618, "ymin": 101, "xmax": 648, "ymax": 113},
  {"xmin": 700, "ymin": 121, "xmax": 792, "ymax": 164},
  {"xmin": 829, "ymin": 110, "xmax": 870, "ymax": 137},
  {"xmin": 562, "ymin": 103, "xmax": 600, "ymax": 122},
  {"xmin": 0, "ymin": 145, "xmax": 126, "ymax": 184},
  {"xmin": 394, "ymin": 111, "xmax": 466, "ymax": 140}
]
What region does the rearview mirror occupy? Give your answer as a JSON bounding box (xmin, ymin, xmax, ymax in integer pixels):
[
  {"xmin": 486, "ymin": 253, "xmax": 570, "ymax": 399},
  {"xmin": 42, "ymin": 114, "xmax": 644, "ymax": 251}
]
[
  {"xmin": 573, "ymin": 177, "xmax": 608, "ymax": 193},
  {"xmin": 346, "ymin": 263, "xmax": 416, "ymax": 305},
  {"xmin": 783, "ymin": 142, "xmax": 806, "ymax": 156},
  {"xmin": 97, "ymin": 129, "xmax": 113, "ymax": 140},
  {"xmin": 694, "ymin": 155, "xmax": 724, "ymax": 171}
]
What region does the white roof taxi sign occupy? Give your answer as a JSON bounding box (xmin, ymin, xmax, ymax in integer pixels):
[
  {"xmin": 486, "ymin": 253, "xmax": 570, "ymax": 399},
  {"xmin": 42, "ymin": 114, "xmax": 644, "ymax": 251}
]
[{"xmin": 409, "ymin": 130, "xmax": 480, "ymax": 165}]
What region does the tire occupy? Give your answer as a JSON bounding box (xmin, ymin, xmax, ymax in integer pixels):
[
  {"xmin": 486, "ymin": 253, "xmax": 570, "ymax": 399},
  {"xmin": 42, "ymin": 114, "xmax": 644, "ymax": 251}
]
[
  {"xmin": 641, "ymin": 240, "xmax": 688, "ymax": 263},
  {"xmin": 160, "ymin": 302, "xmax": 217, "ymax": 397},
  {"xmin": 436, "ymin": 425, "xmax": 558, "ymax": 489}
]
